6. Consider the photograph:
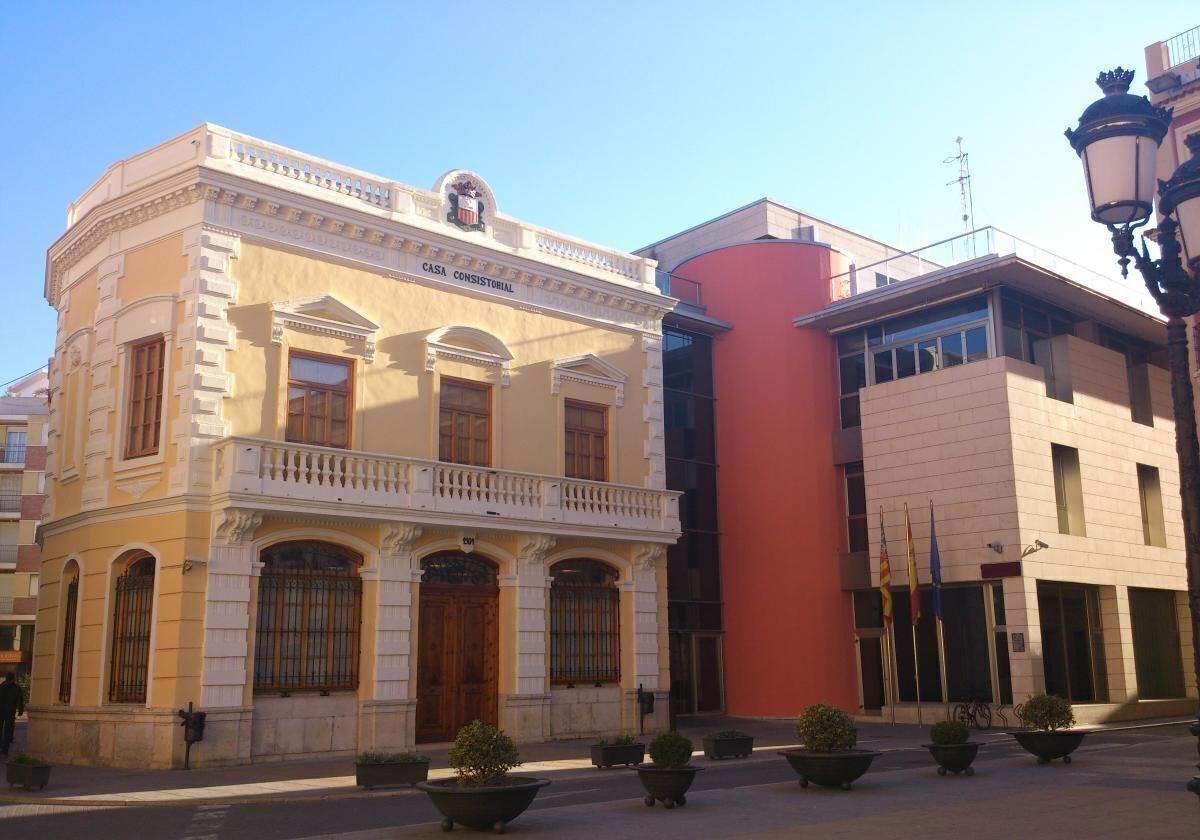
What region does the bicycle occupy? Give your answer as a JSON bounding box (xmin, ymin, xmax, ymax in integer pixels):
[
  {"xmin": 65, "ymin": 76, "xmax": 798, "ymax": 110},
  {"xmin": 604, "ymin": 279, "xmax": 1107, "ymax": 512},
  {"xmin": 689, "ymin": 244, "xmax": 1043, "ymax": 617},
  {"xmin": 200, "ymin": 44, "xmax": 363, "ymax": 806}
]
[{"xmin": 953, "ymin": 698, "xmax": 993, "ymax": 730}]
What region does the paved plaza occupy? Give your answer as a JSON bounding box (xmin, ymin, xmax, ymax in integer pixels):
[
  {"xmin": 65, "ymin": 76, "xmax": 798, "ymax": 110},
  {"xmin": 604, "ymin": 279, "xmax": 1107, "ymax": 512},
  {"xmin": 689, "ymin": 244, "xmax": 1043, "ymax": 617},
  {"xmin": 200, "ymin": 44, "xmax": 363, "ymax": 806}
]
[{"xmin": 0, "ymin": 718, "xmax": 1196, "ymax": 838}]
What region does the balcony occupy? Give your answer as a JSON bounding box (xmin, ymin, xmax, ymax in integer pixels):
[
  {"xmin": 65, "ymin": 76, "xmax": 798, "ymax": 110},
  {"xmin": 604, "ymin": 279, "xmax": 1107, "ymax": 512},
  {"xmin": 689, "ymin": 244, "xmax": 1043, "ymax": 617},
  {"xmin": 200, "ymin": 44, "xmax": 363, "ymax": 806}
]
[
  {"xmin": 0, "ymin": 545, "xmax": 15, "ymax": 569},
  {"xmin": 0, "ymin": 445, "xmax": 25, "ymax": 466},
  {"xmin": 212, "ymin": 437, "xmax": 681, "ymax": 541}
]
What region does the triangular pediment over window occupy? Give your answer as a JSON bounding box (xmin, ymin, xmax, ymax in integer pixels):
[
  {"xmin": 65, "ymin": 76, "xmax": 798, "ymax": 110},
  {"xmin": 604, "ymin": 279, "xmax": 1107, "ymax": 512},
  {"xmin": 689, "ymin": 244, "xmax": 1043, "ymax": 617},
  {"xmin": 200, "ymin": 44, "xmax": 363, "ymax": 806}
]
[
  {"xmin": 272, "ymin": 296, "xmax": 380, "ymax": 362},
  {"xmin": 551, "ymin": 354, "xmax": 627, "ymax": 405}
]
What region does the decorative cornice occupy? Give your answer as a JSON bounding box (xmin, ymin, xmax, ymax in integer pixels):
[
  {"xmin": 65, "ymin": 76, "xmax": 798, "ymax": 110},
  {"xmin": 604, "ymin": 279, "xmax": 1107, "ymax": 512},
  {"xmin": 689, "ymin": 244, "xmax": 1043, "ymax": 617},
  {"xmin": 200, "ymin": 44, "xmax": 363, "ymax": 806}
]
[
  {"xmin": 551, "ymin": 354, "xmax": 627, "ymax": 405},
  {"xmin": 46, "ymin": 168, "xmax": 675, "ymax": 331},
  {"xmin": 271, "ymin": 295, "xmax": 379, "ymax": 363}
]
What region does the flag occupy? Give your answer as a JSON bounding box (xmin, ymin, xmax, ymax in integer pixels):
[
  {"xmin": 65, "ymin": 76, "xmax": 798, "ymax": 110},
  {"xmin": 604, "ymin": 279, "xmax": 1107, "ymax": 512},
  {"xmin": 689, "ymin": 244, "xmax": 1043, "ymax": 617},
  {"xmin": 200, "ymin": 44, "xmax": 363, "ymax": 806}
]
[
  {"xmin": 929, "ymin": 500, "xmax": 943, "ymax": 621},
  {"xmin": 878, "ymin": 508, "xmax": 893, "ymax": 627},
  {"xmin": 905, "ymin": 503, "xmax": 920, "ymax": 624}
]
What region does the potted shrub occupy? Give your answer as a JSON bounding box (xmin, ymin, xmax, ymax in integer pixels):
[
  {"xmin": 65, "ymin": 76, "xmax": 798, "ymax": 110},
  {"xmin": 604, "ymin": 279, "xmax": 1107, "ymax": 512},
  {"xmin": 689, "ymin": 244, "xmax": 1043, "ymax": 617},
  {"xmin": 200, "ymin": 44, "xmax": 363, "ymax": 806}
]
[
  {"xmin": 416, "ymin": 720, "xmax": 550, "ymax": 833},
  {"xmin": 780, "ymin": 703, "xmax": 881, "ymax": 791},
  {"xmin": 6, "ymin": 753, "xmax": 51, "ymax": 791},
  {"xmin": 355, "ymin": 751, "xmax": 430, "ymax": 789},
  {"xmin": 1010, "ymin": 694, "xmax": 1084, "ymax": 764},
  {"xmin": 590, "ymin": 734, "xmax": 645, "ymax": 769},
  {"xmin": 636, "ymin": 731, "xmax": 703, "ymax": 808},
  {"xmin": 924, "ymin": 720, "xmax": 980, "ymax": 776},
  {"xmin": 702, "ymin": 729, "xmax": 754, "ymax": 760}
]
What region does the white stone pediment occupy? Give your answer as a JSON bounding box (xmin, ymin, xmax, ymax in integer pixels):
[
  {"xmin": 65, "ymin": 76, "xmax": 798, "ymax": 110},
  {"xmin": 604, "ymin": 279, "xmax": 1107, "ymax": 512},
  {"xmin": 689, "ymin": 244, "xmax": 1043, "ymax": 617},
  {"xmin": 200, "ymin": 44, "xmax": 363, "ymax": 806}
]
[
  {"xmin": 551, "ymin": 354, "xmax": 627, "ymax": 405},
  {"xmin": 272, "ymin": 295, "xmax": 379, "ymax": 362},
  {"xmin": 425, "ymin": 325, "xmax": 513, "ymax": 386}
]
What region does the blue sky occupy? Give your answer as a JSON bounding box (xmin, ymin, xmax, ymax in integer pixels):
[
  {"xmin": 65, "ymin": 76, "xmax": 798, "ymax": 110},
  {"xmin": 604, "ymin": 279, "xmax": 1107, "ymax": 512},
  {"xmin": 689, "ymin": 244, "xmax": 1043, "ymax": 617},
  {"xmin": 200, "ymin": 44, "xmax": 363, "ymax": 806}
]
[{"xmin": 1, "ymin": 2, "xmax": 1195, "ymax": 384}]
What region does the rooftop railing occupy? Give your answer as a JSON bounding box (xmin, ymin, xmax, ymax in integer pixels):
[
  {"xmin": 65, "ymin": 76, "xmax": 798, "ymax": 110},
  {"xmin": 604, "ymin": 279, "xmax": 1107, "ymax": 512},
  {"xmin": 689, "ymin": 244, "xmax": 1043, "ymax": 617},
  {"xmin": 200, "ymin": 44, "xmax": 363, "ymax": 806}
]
[
  {"xmin": 655, "ymin": 270, "xmax": 703, "ymax": 308},
  {"xmin": 1166, "ymin": 24, "xmax": 1200, "ymax": 69},
  {"xmin": 830, "ymin": 226, "xmax": 1159, "ymax": 315}
]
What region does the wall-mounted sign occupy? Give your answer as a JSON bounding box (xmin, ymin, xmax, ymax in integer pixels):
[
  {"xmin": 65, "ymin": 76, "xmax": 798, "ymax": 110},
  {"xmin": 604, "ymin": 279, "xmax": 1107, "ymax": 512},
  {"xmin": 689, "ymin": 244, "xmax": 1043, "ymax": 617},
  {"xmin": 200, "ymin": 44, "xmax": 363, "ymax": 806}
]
[
  {"xmin": 1011, "ymin": 632, "xmax": 1025, "ymax": 653},
  {"xmin": 421, "ymin": 262, "xmax": 515, "ymax": 295}
]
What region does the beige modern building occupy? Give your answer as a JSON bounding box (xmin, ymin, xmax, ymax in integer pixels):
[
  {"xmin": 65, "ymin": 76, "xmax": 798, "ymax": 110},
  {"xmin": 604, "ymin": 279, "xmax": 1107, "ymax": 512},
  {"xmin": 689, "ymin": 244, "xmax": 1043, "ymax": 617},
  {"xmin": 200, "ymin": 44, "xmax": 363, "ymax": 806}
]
[
  {"xmin": 0, "ymin": 368, "xmax": 49, "ymax": 678},
  {"xmin": 29, "ymin": 125, "xmax": 680, "ymax": 768}
]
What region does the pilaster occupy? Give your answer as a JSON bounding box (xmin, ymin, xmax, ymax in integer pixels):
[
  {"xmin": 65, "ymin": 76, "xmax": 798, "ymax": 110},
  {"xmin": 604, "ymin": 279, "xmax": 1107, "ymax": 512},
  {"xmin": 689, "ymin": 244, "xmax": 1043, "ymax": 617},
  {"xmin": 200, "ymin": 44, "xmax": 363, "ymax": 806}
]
[
  {"xmin": 1098, "ymin": 585, "xmax": 1137, "ymax": 702},
  {"xmin": 641, "ymin": 333, "xmax": 666, "ymax": 490},
  {"xmin": 500, "ymin": 534, "xmax": 555, "ymax": 741},
  {"xmin": 1003, "ymin": 575, "xmax": 1045, "ymax": 702},
  {"xmin": 201, "ymin": 509, "xmax": 262, "ymax": 711}
]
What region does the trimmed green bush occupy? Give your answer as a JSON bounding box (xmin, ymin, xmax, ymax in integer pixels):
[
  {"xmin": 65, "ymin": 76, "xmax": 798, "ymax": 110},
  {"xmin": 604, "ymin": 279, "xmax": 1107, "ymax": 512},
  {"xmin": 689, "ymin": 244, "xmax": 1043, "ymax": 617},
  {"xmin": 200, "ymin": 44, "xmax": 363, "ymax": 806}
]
[
  {"xmin": 648, "ymin": 731, "xmax": 694, "ymax": 768},
  {"xmin": 6, "ymin": 753, "xmax": 44, "ymax": 766},
  {"xmin": 448, "ymin": 720, "xmax": 521, "ymax": 786},
  {"xmin": 929, "ymin": 720, "xmax": 970, "ymax": 745},
  {"xmin": 357, "ymin": 751, "xmax": 427, "ymax": 764},
  {"xmin": 796, "ymin": 703, "xmax": 857, "ymax": 752},
  {"xmin": 1017, "ymin": 694, "xmax": 1075, "ymax": 732},
  {"xmin": 710, "ymin": 729, "xmax": 751, "ymax": 740}
]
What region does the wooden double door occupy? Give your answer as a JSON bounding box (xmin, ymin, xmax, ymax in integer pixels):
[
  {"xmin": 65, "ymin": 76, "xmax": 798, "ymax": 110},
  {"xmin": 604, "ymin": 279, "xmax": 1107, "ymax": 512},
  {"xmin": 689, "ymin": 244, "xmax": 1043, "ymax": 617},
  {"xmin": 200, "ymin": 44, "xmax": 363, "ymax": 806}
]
[{"xmin": 416, "ymin": 582, "xmax": 499, "ymax": 743}]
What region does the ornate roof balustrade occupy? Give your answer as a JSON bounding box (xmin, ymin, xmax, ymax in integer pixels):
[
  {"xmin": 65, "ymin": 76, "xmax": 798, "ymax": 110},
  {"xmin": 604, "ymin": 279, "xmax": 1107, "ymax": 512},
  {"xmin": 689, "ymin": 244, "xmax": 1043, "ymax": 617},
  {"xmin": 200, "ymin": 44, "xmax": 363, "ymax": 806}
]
[{"xmin": 211, "ymin": 437, "xmax": 680, "ymax": 541}]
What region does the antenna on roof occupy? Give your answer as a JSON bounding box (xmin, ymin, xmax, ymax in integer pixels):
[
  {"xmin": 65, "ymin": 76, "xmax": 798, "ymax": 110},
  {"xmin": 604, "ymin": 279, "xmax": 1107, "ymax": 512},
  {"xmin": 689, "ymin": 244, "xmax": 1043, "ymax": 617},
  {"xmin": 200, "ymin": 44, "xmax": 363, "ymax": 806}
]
[{"xmin": 944, "ymin": 137, "xmax": 976, "ymax": 256}]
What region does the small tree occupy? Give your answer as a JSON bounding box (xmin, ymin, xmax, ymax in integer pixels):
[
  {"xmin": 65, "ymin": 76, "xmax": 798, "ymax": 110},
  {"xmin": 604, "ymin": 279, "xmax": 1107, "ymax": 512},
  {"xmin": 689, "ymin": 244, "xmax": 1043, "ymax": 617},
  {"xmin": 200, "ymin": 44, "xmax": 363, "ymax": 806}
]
[
  {"xmin": 796, "ymin": 703, "xmax": 857, "ymax": 752},
  {"xmin": 1017, "ymin": 694, "xmax": 1075, "ymax": 732},
  {"xmin": 648, "ymin": 732, "xmax": 694, "ymax": 768},
  {"xmin": 929, "ymin": 720, "xmax": 970, "ymax": 745},
  {"xmin": 448, "ymin": 720, "xmax": 521, "ymax": 786}
]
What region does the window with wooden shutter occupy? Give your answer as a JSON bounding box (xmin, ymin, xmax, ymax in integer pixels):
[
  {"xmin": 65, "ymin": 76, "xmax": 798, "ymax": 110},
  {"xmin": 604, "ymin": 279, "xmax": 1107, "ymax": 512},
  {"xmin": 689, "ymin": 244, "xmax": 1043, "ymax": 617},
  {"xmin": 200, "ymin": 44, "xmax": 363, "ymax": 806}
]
[
  {"xmin": 125, "ymin": 337, "xmax": 166, "ymax": 459},
  {"xmin": 438, "ymin": 378, "xmax": 491, "ymax": 466},
  {"xmin": 286, "ymin": 352, "xmax": 353, "ymax": 449},
  {"xmin": 564, "ymin": 401, "xmax": 607, "ymax": 482},
  {"xmin": 109, "ymin": 555, "xmax": 155, "ymax": 703}
]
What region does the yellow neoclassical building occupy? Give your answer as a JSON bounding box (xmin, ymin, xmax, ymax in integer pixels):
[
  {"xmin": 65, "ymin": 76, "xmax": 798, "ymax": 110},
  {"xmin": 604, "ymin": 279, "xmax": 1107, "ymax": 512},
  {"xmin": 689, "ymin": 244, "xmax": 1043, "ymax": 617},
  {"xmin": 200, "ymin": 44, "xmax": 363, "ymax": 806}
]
[{"xmin": 29, "ymin": 125, "xmax": 680, "ymax": 768}]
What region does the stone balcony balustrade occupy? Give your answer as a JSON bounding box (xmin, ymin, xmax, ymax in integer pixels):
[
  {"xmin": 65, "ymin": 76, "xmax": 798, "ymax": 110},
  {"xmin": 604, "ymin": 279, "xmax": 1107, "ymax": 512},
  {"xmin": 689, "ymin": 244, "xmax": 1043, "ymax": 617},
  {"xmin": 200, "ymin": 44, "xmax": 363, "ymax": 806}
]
[{"xmin": 211, "ymin": 437, "xmax": 681, "ymax": 541}]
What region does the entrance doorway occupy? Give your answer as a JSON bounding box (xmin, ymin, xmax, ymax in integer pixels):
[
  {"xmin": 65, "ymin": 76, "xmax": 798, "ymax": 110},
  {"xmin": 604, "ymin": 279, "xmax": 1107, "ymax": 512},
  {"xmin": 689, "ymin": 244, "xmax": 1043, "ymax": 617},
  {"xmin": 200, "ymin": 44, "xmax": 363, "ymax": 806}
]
[{"xmin": 416, "ymin": 552, "xmax": 499, "ymax": 743}]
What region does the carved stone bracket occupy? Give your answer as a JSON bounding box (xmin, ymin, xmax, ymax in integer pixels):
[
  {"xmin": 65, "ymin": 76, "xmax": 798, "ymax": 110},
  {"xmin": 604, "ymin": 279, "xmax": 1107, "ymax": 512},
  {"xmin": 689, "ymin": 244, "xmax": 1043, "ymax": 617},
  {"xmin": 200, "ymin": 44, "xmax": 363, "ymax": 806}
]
[
  {"xmin": 516, "ymin": 534, "xmax": 557, "ymax": 578},
  {"xmin": 215, "ymin": 508, "xmax": 264, "ymax": 545},
  {"xmin": 633, "ymin": 543, "xmax": 666, "ymax": 573},
  {"xmin": 381, "ymin": 522, "xmax": 423, "ymax": 557}
]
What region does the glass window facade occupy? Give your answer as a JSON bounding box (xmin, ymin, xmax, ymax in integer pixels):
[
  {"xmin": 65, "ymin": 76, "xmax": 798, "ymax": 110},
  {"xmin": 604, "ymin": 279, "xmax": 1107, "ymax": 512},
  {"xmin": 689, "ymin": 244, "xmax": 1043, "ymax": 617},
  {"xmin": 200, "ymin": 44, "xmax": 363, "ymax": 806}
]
[
  {"xmin": 663, "ymin": 325, "xmax": 723, "ymax": 715},
  {"xmin": 1037, "ymin": 582, "xmax": 1108, "ymax": 703},
  {"xmin": 1128, "ymin": 588, "xmax": 1184, "ymax": 699}
]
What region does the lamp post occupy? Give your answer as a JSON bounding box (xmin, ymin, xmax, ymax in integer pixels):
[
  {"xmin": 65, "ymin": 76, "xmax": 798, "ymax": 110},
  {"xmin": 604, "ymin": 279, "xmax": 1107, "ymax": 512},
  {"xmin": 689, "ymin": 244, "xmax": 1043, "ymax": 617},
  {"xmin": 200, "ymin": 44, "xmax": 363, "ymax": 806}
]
[{"xmin": 1067, "ymin": 67, "xmax": 1200, "ymax": 801}]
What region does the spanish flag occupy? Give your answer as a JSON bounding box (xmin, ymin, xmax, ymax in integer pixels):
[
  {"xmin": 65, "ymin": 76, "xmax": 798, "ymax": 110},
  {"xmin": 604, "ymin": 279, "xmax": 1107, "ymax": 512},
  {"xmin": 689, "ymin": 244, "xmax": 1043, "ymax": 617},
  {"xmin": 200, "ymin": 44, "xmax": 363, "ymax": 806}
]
[
  {"xmin": 905, "ymin": 502, "xmax": 921, "ymax": 624},
  {"xmin": 878, "ymin": 508, "xmax": 893, "ymax": 627}
]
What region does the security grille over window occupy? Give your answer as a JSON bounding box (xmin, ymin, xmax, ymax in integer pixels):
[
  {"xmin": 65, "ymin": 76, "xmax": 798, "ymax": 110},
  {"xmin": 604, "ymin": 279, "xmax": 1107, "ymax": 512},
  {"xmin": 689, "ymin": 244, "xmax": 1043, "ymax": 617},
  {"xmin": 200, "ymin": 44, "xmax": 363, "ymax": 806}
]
[
  {"xmin": 420, "ymin": 552, "xmax": 498, "ymax": 586},
  {"xmin": 254, "ymin": 541, "xmax": 362, "ymax": 693},
  {"xmin": 109, "ymin": 556, "xmax": 155, "ymax": 703},
  {"xmin": 550, "ymin": 559, "xmax": 620, "ymax": 684},
  {"xmin": 59, "ymin": 577, "xmax": 78, "ymax": 704}
]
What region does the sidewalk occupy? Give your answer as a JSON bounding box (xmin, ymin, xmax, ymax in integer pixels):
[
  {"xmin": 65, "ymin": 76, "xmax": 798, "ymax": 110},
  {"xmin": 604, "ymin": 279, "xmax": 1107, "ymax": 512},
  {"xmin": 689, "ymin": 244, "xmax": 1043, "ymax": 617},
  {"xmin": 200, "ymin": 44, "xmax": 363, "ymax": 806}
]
[{"xmin": 2, "ymin": 715, "xmax": 1190, "ymax": 807}]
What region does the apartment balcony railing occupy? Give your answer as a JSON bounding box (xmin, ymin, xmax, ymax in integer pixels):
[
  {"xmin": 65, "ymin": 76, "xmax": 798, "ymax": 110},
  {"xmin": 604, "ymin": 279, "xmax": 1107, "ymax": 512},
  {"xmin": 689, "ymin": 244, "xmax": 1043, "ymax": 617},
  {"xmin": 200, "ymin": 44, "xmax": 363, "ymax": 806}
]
[
  {"xmin": 0, "ymin": 445, "xmax": 25, "ymax": 465},
  {"xmin": 0, "ymin": 495, "xmax": 20, "ymax": 514},
  {"xmin": 0, "ymin": 545, "xmax": 16, "ymax": 567},
  {"xmin": 212, "ymin": 437, "xmax": 681, "ymax": 538},
  {"xmin": 1166, "ymin": 24, "xmax": 1200, "ymax": 69},
  {"xmin": 831, "ymin": 226, "xmax": 1160, "ymax": 316},
  {"xmin": 0, "ymin": 597, "xmax": 13, "ymax": 615}
]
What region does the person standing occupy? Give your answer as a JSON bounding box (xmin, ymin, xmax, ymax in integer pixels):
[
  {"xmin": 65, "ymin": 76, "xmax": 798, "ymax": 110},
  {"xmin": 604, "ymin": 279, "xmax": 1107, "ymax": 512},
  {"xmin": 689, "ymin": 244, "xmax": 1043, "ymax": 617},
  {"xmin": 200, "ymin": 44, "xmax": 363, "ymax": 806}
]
[{"xmin": 0, "ymin": 671, "xmax": 24, "ymax": 754}]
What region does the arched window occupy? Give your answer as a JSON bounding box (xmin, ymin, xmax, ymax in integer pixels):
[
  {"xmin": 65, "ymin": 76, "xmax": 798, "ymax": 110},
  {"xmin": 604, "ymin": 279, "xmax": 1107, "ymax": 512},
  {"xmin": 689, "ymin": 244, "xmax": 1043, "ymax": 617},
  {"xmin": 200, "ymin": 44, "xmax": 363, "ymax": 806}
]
[
  {"xmin": 59, "ymin": 564, "xmax": 80, "ymax": 704},
  {"xmin": 109, "ymin": 554, "xmax": 155, "ymax": 703},
  {"xmin": 254, "ymin": 541, "xmax": 363, "ymax": 693},
  {"xmin": 550, "ymin": 559, "xmax": 620, "ymax": 684},
  {"xmin": 420, "ymin": 552, "xmax": 498, "ymax": 586}
]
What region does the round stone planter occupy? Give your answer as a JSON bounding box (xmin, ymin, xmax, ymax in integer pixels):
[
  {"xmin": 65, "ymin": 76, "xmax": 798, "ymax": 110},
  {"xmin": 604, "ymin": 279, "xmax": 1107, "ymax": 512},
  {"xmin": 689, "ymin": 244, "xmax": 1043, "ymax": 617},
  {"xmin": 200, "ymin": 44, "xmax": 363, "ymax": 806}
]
[
  {"xmin": 779, "ymin": 749, "xmax": 881, "ymax": 790},
  {"xmin": 635, "ymin": 764, "xmax": 703, "ymax": 808},
  {"xmin": 417, "ymin": 776, "xmax": 550, "ymax": 833},
  {"xmin": 924, "ymin": 742, "xmax": 981, "ymax": 776},
  {"xmin": 1010, "ymin": 731, "xmax": 1086, "ymax": 764}
]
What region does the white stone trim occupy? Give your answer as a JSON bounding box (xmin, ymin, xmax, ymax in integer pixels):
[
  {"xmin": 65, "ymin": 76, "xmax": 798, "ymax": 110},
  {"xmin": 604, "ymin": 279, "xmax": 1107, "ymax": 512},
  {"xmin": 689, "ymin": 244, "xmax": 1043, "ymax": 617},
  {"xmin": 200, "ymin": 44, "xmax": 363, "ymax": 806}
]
[
  {"xmin": 551, "ymin": 354, "xmax": 627, "ymax": 406},
  {"xmin": 424, "ymin": 326, "xmax": 514, "ymax": 387},
  {"xmin": 271, "ymin": 295, "xmax": 379, "ymax": 363}
]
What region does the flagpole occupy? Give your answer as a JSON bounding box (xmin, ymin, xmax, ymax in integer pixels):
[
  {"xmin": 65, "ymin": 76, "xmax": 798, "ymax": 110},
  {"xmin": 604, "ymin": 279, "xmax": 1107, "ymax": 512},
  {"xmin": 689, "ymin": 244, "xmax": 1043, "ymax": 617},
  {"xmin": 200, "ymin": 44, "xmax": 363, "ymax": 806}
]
[
  {"xmin": 911, "ymin": 624, "xmax": 922, "ymax": 725},
  {"xmin": 885, "ymin": 623, "xmax": 896, "ymax": 725},
  {"xmin": 931, "ymin": 500, "xmax": 949, "ymax": 719}
]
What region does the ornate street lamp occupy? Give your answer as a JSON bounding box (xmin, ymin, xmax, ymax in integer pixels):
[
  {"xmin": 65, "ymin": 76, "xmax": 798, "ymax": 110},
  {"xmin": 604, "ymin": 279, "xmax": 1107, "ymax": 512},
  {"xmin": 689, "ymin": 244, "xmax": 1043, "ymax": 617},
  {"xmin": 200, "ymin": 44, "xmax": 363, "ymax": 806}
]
[{"xmin": 1067, "ymin": 67, "xmax": 1200, "ymax": 801}]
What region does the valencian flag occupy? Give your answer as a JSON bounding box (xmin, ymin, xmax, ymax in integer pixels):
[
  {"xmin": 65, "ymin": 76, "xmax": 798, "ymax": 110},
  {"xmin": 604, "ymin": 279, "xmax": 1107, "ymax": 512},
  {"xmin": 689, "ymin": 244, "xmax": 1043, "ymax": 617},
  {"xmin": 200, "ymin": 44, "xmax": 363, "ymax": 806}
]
[
  {"xmin": 878, "ymin": 508, "xmax": 893, "ymax": 627},
  {"xmin": 905, "ymin": 503, "xmax": 920, "ymax": 624},
  {"xmin": 929, "ymin": 500, "xmax": 944, "ymax": 621}
]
